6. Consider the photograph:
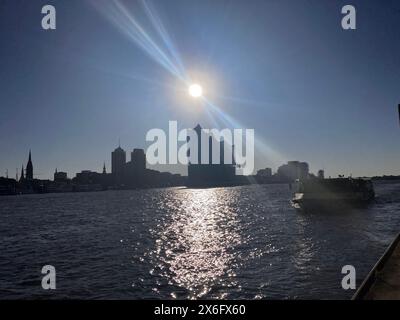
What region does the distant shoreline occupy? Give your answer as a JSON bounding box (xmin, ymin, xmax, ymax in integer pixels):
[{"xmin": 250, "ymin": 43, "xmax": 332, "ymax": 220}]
[{"xmin": 1, "ymin": 177, "xmax": 400, "ymax": 197}]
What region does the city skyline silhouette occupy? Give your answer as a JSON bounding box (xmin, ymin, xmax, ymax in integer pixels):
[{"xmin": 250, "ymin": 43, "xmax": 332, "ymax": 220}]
[{"xmin": 1, "ymin": 0, "xmax": 400, "ymax": 179}]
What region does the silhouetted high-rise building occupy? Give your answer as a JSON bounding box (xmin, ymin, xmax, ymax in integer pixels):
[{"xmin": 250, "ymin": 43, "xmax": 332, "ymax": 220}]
[
  {"xmin": 298, "ymin": 162, "xmax": 309, "ymax": 180},
  {"xmin": 131, "ymin": 149, "xmax": 146, "ymax": 171},
  {"xmin": 278, "ymin": 161, "xmax": 309, "ymax": 182},
  {"xmin": 112, "ymin": 145, "xmax": 126, "ymax": 183},
  {"xmin": 190, "ymin": 124, "xmax": 202, "ymax": 164},
  {"xmin": 26, "ymin": 150, "xmax": 33, "ymax": 180},
  {"xmin": 119, "ymin": 148, "xmax": 147, "ymax": 187},
  {"xmin": 187, "ymin": 124, "xmax": 236, "ymax": 187}
]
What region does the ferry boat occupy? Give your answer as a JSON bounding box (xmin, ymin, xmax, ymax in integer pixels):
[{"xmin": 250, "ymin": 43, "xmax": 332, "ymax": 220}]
[{"xmin": 292, "ymin": 178, "xmax": 375, "ymax": 209}]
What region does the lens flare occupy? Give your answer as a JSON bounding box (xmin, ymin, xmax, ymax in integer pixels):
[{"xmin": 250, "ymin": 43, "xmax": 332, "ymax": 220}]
[{"xmin": 189, "ymin": 84, "xmax": 203, "ymax": 98}]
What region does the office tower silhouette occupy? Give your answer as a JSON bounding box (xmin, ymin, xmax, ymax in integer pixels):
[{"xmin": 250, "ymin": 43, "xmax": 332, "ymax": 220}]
[{"xmin": 111, "ymin": 144, "xmax": 126, "ymax": 184}]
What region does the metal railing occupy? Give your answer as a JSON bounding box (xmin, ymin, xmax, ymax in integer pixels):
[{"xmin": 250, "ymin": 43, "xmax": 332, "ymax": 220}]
[{"xmin": 352, "ymin": 232, "xmax": 400, "ymax": 300}]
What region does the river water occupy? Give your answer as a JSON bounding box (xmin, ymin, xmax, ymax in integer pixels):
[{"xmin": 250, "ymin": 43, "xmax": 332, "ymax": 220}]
[{"xmin": 1, "ymin": 181, "xmax": 399, "ymax": 299}]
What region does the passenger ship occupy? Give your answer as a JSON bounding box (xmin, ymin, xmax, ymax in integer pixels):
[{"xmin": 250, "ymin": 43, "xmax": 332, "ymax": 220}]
[{"xmin": 292, "ymin": 177, "xmax": 375, "ymax": 209}]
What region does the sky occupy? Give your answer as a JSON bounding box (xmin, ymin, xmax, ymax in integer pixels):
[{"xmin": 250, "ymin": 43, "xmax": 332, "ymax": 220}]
[{"xmin": 1, "ymin": 0, "xmax": 400, "ymax": 179}]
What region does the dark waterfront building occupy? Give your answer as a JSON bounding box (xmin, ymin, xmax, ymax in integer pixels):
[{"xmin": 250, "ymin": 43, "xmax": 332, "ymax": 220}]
[
  {"xmin": 74, "ymin": 170, "xmax": 104, "ymax": 185},
  {"xmin": 111, "ymin": 145, "xmax": 126, "ymax": 184},
  {"xmin": 122, "ymin": 149, "xmax": 146, "ymax": 187},
  {"xmin": 187, "ymin": 124, "xmax": 237, "ymax": 187},
  {"xmin": 277, "ymin": 161, "xmax": 309, "ymax": 182},
  {"xmin": 0, "ymin": 177, "xmax": 17, "ymax": 195},
  {"xmin": 26, "ymin": 151, "xmax": 33, "ymax": 181},
  {"xmin": 109, "ymin": 146, "xmax": 184, "ymax": 188},
  {"xmin": 131, "ymin": 149, "xmax": 146, "ymax": 171},
  {"xmin": 54, "ymin": 169, "xmax": 68, "ymax": 182}
]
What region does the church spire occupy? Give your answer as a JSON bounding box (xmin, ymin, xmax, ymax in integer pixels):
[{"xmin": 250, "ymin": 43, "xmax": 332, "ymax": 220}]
[
  {"xmin": 26, "ymin": 150, "xmax": 33, "ymax": 180},
  {"xmin": 103, "ymin": 162, "xmax": 106, "ymax": 174}
]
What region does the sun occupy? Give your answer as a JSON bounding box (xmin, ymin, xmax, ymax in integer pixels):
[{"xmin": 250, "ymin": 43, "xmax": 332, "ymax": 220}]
[{"xmin": 188, "ymin": 84, "xmax": 203, "ymax": 98}]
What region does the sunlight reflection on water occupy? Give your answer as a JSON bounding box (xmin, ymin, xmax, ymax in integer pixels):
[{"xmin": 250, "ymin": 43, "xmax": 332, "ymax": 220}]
[{"xmin": 151, "ymin": 188, "xmax": 242, "ymax": 299}]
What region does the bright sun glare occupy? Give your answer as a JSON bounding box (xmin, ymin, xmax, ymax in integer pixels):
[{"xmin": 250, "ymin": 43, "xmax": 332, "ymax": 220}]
[{"xmin": 188, "ymin": 84, "xmax": 203, "ymax": 98}]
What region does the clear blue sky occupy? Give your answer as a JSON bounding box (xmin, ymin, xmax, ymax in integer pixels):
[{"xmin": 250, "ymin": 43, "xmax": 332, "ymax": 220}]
[{"xmin": 1, "ymin": 0, "xmax": 400, "ymax": 179}]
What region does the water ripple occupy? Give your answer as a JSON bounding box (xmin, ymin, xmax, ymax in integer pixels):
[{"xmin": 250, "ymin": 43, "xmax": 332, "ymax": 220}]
[{"xmin": 0, "ymin": 182, "xmax": 399, "ymax": 299}]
